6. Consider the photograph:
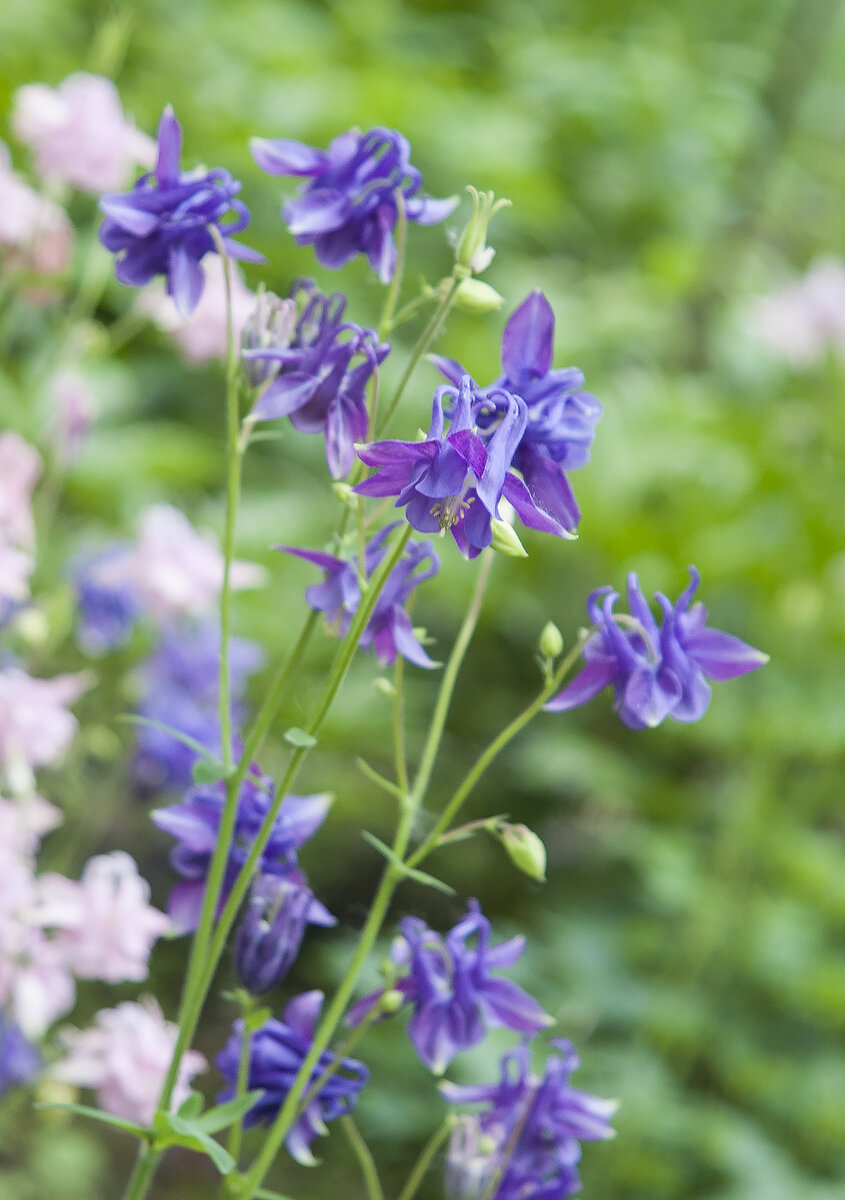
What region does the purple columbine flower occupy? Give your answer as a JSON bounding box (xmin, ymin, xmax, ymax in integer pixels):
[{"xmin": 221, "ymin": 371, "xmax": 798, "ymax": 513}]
[
  {"xmin": 152, "ymin": 772, "xmax": 331, "ymax": 933},
  {"xmin": 250, "ymin": 127, "xmax": 457, "ymax": 282},
  {"xmin": 348, "ymin": 900, "xmax": 552, "ymax": 1075},
  {"xmin": 356, "ymin": 376, "xmax": 573, "ymax": 559},
  {"xmin": 546, "ymin": 567, "xmax": 768, "ymax": 730},
  {"xmin": 234, "ymin": 875, "xmax": 336, "ymax": 996},
  {"xmin": 433, "ymin": 290, "xmax": 602, "ymax": 534},
  {"xmin": 442, "ymin": 1039, "xmax": 617, "ymax": 1200},
  {"xmin": 281, "ymin": 523, "xmax": 439, "ymax": 669},
  {"xmin": 243, "ymin": 279, "xmax": 389, "ymax": 478},
  {"xmin": 133, "ymin": 622, "xmax": 263, "ymax": 793},
  {"xmin": 0, "ymin": 1014, "xmax": 41, "ymax": 1096},
  {"xmin": 71, "ymin": 545, "xmax": 141, "ymax": 655},
  {"xmin": 217, "ymin": 991, "xmax": 369, "ymax": 1164},
  {"xmin": 99, "ymin": 106, "xmax": 262, "ymax": 316}
]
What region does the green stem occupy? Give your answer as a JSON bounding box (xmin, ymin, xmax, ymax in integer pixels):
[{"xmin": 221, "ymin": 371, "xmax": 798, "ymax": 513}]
[
  {"xmin": 407, "ymin": 628, "xmax": 590, "ymax": 870},
  {"xmin": 376, "ymin": 275, "xmax": 461, "ymax": 437},
  {"xmin": 393, "ymin": 648, "xmax": 410, "ymax": 796},
  {"xmin": 378, "ymin": 190, "xmax": 408, "ymax": 341},
  {"xmin": 340, "ymin": 1117, "xmax": 385, "ymax": 1200},
  {"xmin": 228, "ymin": 997, "xmax": 256, "ymax": 1166},
  {"xmin": 122, "ymin": 1143, "xmax": 161, "ymax": 1200},
  {"xmin": 396, "ymin": 1116, "xmax": 456, "ymax": 1200}
]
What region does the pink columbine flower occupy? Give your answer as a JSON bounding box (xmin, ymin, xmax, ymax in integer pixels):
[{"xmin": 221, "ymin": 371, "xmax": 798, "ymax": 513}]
[
  {"xmin": 0, "ymin": 667, "xmax": 89, "ymax": 786},
  {"xmin": 34, "ymin": 852, "xmax": 170, "ymax": 983},
  {"xmin": 0, "ymin": 792, "xmax": 61, "ymax": 858},
  {"xmin": 747, "ymin": 258, "xmax": 845, "ymax": 368},
  {"xmin": 11, "ymin": 73, "xmax": 155, "ymax": 195},
  {"xmin": 140, "ymin": 256, "xmax": 256, "ymax": 364},
  {"xmin": 129, "ymin": 504, "xmax": 266, "ymax": 621},
  {"xmin": 0, "ymin": 431, "xmax": 41, "ymax": 551},
  {"xmin": 49, "ymin": 369, "xmax": 96, "ymax": 465},
  {"xmin": 0, "ymin": 141, "xmax": 73, "ymax": 276},
  {"xmin": 52, "ymin": 998, "xmax": 207, "ymax": 1125}
]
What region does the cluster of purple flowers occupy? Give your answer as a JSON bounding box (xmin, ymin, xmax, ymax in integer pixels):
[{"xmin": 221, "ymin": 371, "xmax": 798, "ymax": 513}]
[
  {"xmin": 283, "ymin": 523, "xmax": 440, "ymax": 669},
  {"xmin": 547, "ymin": 568, "xmax": 768, "ymax": 729},
  {"xmin": 244, "ymin": 279, "xmax": 390, "ymax": 477},
  {"xmin": 356, "ymin": 292, "xmax": 601, "ymax": 558}
]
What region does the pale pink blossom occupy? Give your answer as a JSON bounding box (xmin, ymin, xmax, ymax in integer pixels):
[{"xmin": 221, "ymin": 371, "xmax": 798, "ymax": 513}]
[
  {"xmin": 34, "ymin": 852, "xmax": 170, "ymax": 982},
  {"xmin": 0, "ymin": 141, "xmax": 72, "ymax": 276},
  {"xmin": 747, "ymin": 258, "xmax": 845, "ymax": 368},
  {"xmin": 0, "ymin": 542, "xmax": 35, "ymax": 611},
  {"xmin": 12, "ymin": 73, "xmax": 155, "ymax": 194},
  {"xmin": 0, "ymin": 792, "xmax": 61, "ymax": 858},
  {"xmin": 0, "ymin": 924, "xmax": 76, "ymax": 1038},
  {"xmin": 52, "ymin": 998, "xmax": 207, "ymax": 1125},
  {"xmin": 49, "ymin": 368, "xmax": 96, "ymax": 465},
  {"xmin": 140, "ymin": 257, "xmax": 256, "ymax": 364},
  {"xmin": 129, "ymin": 504, "xmax": 266, "ymax": 620},
  {"xmin": 0, "ymin": 667, "xmax": 89, "ymax": 782},
  {"xmin": 0, "ymin": 431, "xmax": 41, "ymax": 551}
]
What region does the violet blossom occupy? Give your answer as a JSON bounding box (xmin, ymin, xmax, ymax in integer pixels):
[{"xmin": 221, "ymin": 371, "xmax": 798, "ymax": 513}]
[
  {"xmin": 244, "ymin": 279, "xmax": 389, "ymax": 478},
  {"xmin": 12, "ymin": 73, "xmax": 155, "ymax": 194},
  {"xmin": 546, "ymin": 568, "xmax": 768, "ymax": 729},
  {"xmin": 72, "ymin": 545, "xmax": 141, "ymax": 655},
  {"xmin": 152, "ymin": 773, "xmax": 331, "ymax": 933},
  {"xmin": 52, "ymin": 997, "xmax": 207, "ymax": 1126},
  {"xmin": 251, "ymin": 126, "xmax": 457, "ymax": 282},
  {"xmin": 99, "ymin": 106, "xmax": 262, "ymax": 316},
  {"xmin": 433, "ymin": 290, "xmax": 601, "ymax": 534},
  {"xmin": 0, "ymin": 1014, "xmax": 41, "ymax": 1095},
  {"xmin": 282, "ymin": 523, "xmax": 439, "ymax": 668},
  {"xmin": 132, "ymin": 620, "xmax": 262, "ymax": 792},
  {"xmin": 234, "ymin": 875, "xmax": 336, "ymax": 996},
  {"xmin": 349, "ymin": 900, "xmax": 551, "ymax": 1075},
  {"xmin": 217, "ymin": 991, "xmax": 369, "ymax": 1164},
  {"xmin": 356, "ymin": 376, "xmax": 573, "ymax": 558},
  {"xmin": 442, "ymin": 1039, "xmax": 617, "ymax": 1200}
]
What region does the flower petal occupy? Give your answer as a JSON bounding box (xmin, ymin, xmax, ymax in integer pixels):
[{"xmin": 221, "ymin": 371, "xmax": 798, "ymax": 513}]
[{"xmin": 502, "ymin": 290, "xmax": 555, "ymax": 381}]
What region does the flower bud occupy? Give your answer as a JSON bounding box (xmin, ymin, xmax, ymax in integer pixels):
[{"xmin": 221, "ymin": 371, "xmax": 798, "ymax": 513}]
[
  {"xmin": 234, "ymin": 876, "xmax": 314, "ymax": 995},
  {"xmin": 241, "ymin": 291, "xmax": 297, "ymax": 387},
  {"xmin": 454, "ymin": 187, "xmax": 511, "ymax": 276},
  {"xmin": 444, "ymin": 1115, "xmax": 500, "ymax": 1200},
  {"xmin": 494, "ymin": 821, "xmax": 547, "ymax": 882},
  {"xmin": 377, "ymin": 988, "xmax": 406, "ymax": 1015},
  {"xmin": 454, "ymin": 279, "xmax": 504, "ymax": 314},
  {"xmin": 490, "ymin": 519, "xmax": 528, "ymax": 558},
  {"xmin": 539, "ymin": 621, "xmax": 564, "ymax": 659}
]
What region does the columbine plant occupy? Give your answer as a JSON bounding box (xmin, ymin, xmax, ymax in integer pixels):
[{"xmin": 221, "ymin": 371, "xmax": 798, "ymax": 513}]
[{"xmin": 0, "ymin": 89, "xmax": 768, "ymax": 1200}]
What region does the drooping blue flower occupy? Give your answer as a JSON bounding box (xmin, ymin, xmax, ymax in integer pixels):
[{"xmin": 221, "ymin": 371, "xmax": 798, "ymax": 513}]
[
  {"xmin": 234, "ymin": 874, "xmax": 336, "ymax": 996},
  {"xmin": 99, "ymin": 106, "xmax": 262, "ymax": 316},
  {"xmin": 243, "ymin": 279, "xmax": 389, "ymax": 478},
  {"xmin": 250, "ymin": 127, "xmax": 457, "ymax": 282},
  {"xmin": 133, "ymin": 621, "xmax": 263, "ymax": 793},
  {"xmin": 432, "ymin": 290, "xmax": 602, "ymax": 534},
  {"xmin": 152, "ymin": 770, "xmax": 331, "ymax": 933},
  {"xmin": 71, "ymin": 545, "xmax": 141, "ymax": 655},
  {"xmin": 356, "ymin": 377, "xmax": 574, "ymax": 559},
  {"xmin": 0, "ymin": 1015, "xmax": 41, "ymax": 1096},
  {"xmin": 281, "ymin": 523, "xmax": 439, "ymax": 668},
  {"xmin": 441, "ymin": 1039, "xmax": 617, "ymax": 1200},
  {"xmin": 348, "ymin": 899, "xmax": 551, "ymax": 1075},
  {"xmin": 217, "ymin": 991, "xmax": 369, "ymax": 1164},
  {"xmin": 546, "ymin": 567, "xmax": 768, "ymax": 730}
]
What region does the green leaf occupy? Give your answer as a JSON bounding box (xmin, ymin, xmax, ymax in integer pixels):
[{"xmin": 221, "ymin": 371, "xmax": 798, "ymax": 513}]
[
  {"xmin": 152, "ymin": 1112, "xmax": 235, "ymax": 1175},
  {"xmin": 255, "ymin": 1190, "xmax": 297, "ymax": 1200},
  {"xmin": 361, "ymin": 832, "xmax": 455, "ymax": 895},
  {"xmin": 177, "ymin": 1092, "xmax": 204, "ymax": 1119},
  {"xmin": 194, "ymin": 1090, "xmax": 264, "ymax": 1134},
  {"xmin": 283, "ymin": 726, "xmax": 318, "ymax": 748},
  {"xmin": 191, "ymin": 758, "xmax": 233, "ymax": 785},
  {"xmin": 34, "ymin": 1102, "xmax": 148, "ymax": 1140},
  {"xmin": 118, "ymin": 714, "xmax": 220, "ymax": 762}
]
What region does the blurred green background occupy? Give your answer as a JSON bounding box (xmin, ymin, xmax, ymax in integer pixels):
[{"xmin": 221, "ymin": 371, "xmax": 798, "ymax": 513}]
[{"xmin": 1, "ymin": 0, "xmax": 844, "ymax": 1197}]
